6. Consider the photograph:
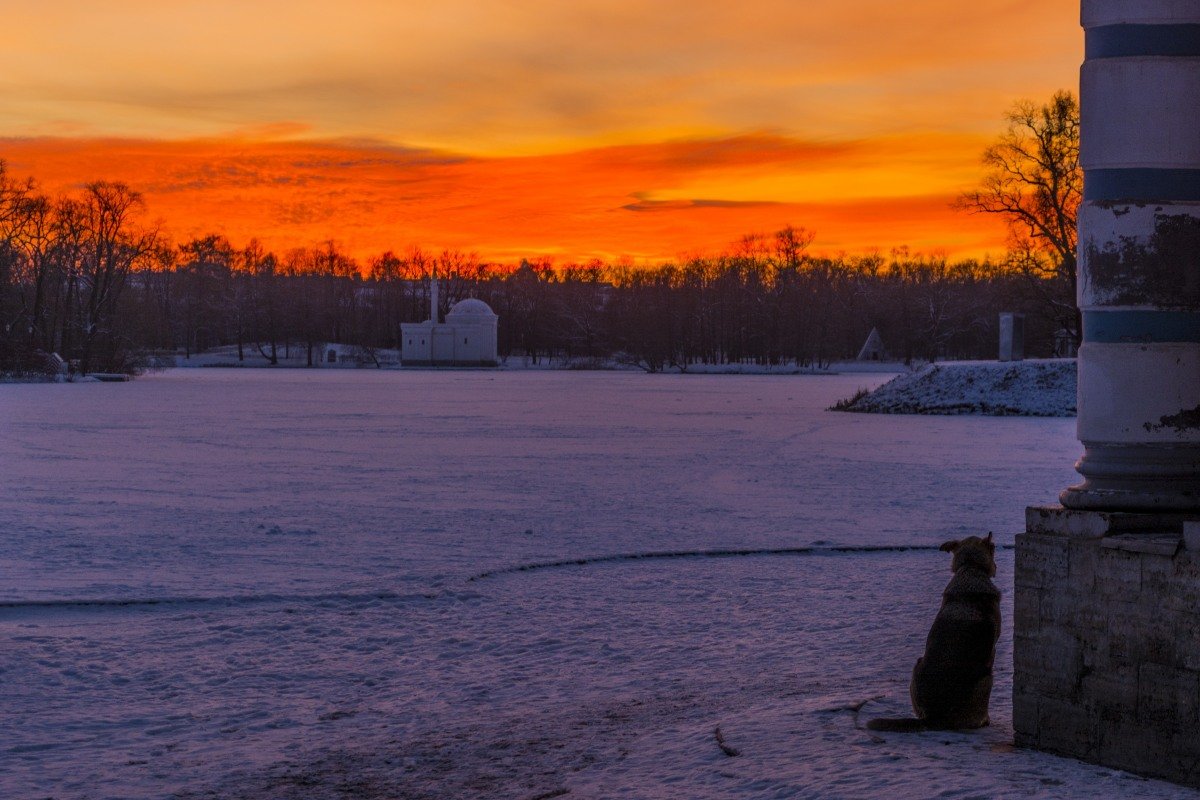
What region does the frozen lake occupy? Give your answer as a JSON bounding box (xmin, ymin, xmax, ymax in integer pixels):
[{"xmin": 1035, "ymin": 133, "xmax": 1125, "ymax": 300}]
[{"xmin": 0, "ymin": 370, "xmax": 1190, "ymax": 798}]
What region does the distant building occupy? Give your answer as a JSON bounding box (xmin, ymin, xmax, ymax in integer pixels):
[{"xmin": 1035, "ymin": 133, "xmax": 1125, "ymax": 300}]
[
  {"xmin": 401, "ymin": 276, "xmax": 499, "ymax": 367},
  {"xmin": 998, "ymin": 312, "xmax": 1025, "ymax": 362},
  {"xmin": 856, "ymin": 328, "xmax": 886, "ymax": 361}
]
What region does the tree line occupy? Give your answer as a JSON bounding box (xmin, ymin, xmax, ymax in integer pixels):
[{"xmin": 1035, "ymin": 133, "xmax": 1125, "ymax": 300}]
[
  {"xmin": 0, "ymin": 213, "xmax": 1070, "ymax": 375},
  {"xmin": 0, "ymin": 92, "xmax": 1080, "ymax": 376}
]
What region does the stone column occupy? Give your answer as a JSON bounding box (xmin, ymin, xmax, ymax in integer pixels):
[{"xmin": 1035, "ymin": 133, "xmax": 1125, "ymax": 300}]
[
  {"xmin": 1015, "ymin": 3, "xmax": 1200, "ymax": 784},
  {"xmin": 1061, "ymin": 0, "xmax": 1200, "ymax": 512}
]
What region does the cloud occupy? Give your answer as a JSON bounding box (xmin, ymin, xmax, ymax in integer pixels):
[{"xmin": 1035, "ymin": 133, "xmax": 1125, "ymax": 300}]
[
  {"xmin": 0, "ymin": 132, "xmax": 1008, "ymax": 263},
  {"xmin": 621, "ymin": 198, "xmax": 782, "ymax": 213},
  {"xmin": 0, "ymin": 1, "xmax": 1079, "ymax": 152}
]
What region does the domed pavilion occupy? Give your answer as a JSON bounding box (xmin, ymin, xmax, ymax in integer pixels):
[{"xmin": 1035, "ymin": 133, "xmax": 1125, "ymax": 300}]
[{"xmin": 401, "ymin": 278, "xmax": 499, "ymax": 367}]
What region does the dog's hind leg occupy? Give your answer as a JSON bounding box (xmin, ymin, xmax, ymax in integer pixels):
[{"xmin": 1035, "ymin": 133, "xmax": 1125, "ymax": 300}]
[
  {"xmin": 908, "ymin": 657, "xmax": 926, "ymax": 719},
  {"xmin": 965, "ymin": 673, "xmax": 993, "ymax": 728}
]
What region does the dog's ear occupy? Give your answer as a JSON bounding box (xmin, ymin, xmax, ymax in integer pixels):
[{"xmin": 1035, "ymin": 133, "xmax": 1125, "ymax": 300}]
[
  {"xmin": 939, "ymin": 539, "xmax": 960, "ymax": 553},
  {"xmin": 984, "ymin": 532, "xmax": 995, "ymax": 549}
]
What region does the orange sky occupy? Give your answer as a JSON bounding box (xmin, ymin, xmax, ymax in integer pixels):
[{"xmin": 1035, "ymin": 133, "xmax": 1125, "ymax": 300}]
[{"xmin": 0, "ymin": 1, "xmax": 1081, "ymax": 264}]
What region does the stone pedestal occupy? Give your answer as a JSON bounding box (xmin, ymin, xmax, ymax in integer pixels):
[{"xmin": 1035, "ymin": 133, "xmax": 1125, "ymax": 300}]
[
  {"xmin": 998, "ymin": 312, "xmax": 1025, "ymax": 362},
  {"xmin": 1014, "ymin": 507, "xmax": 1200, "ymax": 784}
]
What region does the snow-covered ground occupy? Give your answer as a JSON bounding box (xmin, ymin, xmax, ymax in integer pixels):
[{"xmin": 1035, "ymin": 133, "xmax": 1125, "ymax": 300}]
[
  {"xmin": 837, "ymin": 359, "xmax": 1076, "ymax": 416},
  {"xmin": 0, "ymin": 370, "xmax": 1190, "ymax": 799},
  {"xmin": 169, "ymin": 343, "xmax": 401, "ymax": 369},
  {"xmin": 631, "ymin": 360, "xmax": 908, "ymax": 375},
  {"xmin": 167, "ymin": 344, "xmax": 907, "ymax": 376}
]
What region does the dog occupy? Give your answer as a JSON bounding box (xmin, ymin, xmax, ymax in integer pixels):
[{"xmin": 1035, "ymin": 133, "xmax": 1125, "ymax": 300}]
[{"xmin": 867, "ymin": 533, "xmax": 1001, "ymax": 732}]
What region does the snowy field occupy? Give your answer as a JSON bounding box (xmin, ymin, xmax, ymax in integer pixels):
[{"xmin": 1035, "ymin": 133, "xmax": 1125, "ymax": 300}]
[{"xmin": 0, "ymin": 370, "xmax": 1193, "ymax": 799}]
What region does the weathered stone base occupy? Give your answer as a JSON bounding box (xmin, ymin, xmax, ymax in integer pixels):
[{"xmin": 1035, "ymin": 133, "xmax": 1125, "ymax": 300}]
[{"xmin": 1015, "ymin": 507, "xmax": 1200, "ymax": 786}]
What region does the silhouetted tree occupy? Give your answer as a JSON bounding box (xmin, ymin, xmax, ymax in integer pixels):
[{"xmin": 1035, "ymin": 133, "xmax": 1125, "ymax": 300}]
[{"xmin": 959, "ymin": 90, "xmax": 1081, "ymax": 341}]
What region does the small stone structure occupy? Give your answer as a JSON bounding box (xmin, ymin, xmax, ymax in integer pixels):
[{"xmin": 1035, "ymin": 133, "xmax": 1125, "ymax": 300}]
[
  {"xmin": 856, "ymin": 327, "xmax": 886, "ymax": 361},
  {"xmin": 998, "ymin": 313, "xmax": 1024, "ymax": 362},
  {"xmin": 1015, "ymin": 510, "xmax": 1200, "ymax": 785}
]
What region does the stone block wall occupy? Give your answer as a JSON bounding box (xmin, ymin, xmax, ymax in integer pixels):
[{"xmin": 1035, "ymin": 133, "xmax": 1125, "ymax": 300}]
[{"xmin": 1014, "ymin": 508, "xmax": 1200, "ymax": 785}]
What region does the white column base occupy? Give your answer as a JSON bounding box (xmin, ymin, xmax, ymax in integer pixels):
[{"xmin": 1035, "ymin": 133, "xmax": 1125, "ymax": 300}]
[{"xmin": 1062, "ymin": 443, "xmax": 1200, "ymax": 510}]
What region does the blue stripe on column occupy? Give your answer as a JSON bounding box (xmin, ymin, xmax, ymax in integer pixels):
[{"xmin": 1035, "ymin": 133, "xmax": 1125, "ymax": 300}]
[
  {"xmin": 1086, "ymin": 24, "xmax": 1200, "ymax": 59},
  {"xmin": 1085, "ymin": 169, "xmax": 1200, "ymax": 202},
  {"xmin": 1083, "ymin": 310, "xmax": 1200, "ymax": 343}
]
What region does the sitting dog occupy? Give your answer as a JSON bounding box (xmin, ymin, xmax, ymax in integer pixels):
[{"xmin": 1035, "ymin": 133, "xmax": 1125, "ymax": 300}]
[{"xmin": 867, "ymin": 533, "xmax": 1001, "ymax": 732}]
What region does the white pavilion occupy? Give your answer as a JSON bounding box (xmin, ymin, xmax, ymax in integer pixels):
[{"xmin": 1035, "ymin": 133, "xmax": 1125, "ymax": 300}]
[{"xmin": 401, "ymin": 277, "xmax": 499, "ymax": 367}]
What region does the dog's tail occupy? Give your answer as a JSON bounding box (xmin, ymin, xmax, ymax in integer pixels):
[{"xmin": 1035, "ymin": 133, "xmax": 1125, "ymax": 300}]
[{"xmin": 865, "ymin": 717, "xmax": 927, "ymax": 732}]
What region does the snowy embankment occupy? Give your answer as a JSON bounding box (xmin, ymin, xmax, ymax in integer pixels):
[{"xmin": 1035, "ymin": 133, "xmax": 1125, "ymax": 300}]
[
  {"xmin": 836, "ymin": 359, "xmax": 1076, "ymax": 417},
  {"xmin": 668, "ymin": 360, "xmax": 905, "ymax": 376}
]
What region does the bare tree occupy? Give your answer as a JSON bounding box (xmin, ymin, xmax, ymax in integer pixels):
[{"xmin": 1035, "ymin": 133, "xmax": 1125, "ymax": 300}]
[
  {"xmin": 958, "ymin": 90, "xmax": 1081, "ymax": 340},
  {"xmin": 0, "ymin": 163, "xmax": 39, "ymax": 367},
  {"xmin": 76, "ymin": 183, "xmax": 158, "ymax": 373},
  {"xmin": 245, "ymin": 240, "xmax": 282, "ymax": 364},
  {"xmin": 178, "ymin": 234, "xmax": 236, "ymax": 358},
  {"xmin": 774, "ymin": 225, "xmax": 815, "ymax": 271}
]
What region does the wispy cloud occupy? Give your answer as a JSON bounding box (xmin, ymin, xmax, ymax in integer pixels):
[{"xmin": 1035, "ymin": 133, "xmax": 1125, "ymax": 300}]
[
  {"xmin": 1, "ymin": 133, "xmax": 1007, "ymax": 262},
  {"xmin": 621, "ymin": 198, "xmax": 783, "ymax": 213},
  {"xmin": 0, "ymin": 1, "xmax": 1078, "ymax": 152}
]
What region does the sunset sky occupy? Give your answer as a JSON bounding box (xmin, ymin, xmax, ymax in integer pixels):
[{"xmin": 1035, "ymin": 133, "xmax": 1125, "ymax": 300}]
[{"xmin": 0, "ymin": 1, "xmax": 1080, "ymax": 264}]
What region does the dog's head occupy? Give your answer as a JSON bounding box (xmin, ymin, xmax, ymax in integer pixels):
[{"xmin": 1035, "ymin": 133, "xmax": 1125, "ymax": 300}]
[{"xmin": 939, "ymin": 532, "xmax": 996, "ymax": 576}]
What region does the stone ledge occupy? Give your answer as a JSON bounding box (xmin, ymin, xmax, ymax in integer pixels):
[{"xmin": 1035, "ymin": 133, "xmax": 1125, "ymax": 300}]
[
  {"xmin": 1101, "ymin": 533, "xmax": 1182, "ymax": 556},
  {"xmin": 1026, "ymin": 505, "xmax": 1199, "ymax": 539}
]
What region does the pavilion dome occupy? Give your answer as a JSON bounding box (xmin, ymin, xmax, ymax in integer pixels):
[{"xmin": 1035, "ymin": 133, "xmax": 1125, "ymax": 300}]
[{"xmin": 446, "ymin": 298, "xmax": 497, "ymax": 318}]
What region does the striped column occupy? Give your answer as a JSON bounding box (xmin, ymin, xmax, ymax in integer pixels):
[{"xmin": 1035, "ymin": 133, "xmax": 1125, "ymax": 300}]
[{"xmin": 1062, "ymin": 0, "xmax": 1200, "ymax": 511}]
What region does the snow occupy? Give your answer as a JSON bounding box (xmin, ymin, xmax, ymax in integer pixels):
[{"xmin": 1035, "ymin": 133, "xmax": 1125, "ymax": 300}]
[
  {"xmin": 446, "ymin": 297, "xmax": 497, "ymax": 317},
  {"xmin": 838, "ymin": 359, "xmax": 1077, "ymax": 417},
  {"xmin": 661, "ymin": 360, "xmax": 907, "ymax": 375},
  {"xmin": 0, "ymin": 369, "xmax": 1190, "ymax": 799},
  {"xmin": 168, "ymin": 343, "xmax": 401, "ymax": 369},
  {"xmin": 158, "ymin": 345, "xmax": 911, "ymax": 375}
]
